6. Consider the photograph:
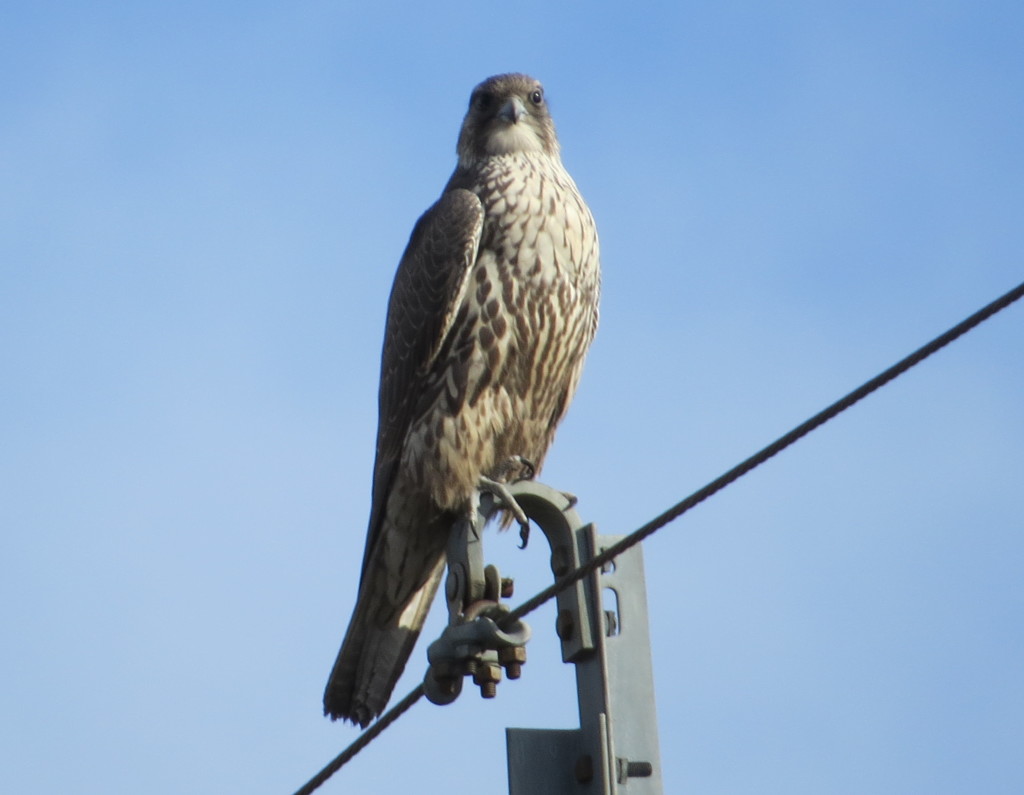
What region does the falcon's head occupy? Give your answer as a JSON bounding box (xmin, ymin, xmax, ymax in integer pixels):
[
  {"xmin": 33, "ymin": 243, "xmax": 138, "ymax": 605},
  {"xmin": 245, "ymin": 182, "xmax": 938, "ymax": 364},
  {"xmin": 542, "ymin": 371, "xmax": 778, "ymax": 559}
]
[{"xmin": 457, "ymin": 73, "xmax": 559, "ymax": 166}]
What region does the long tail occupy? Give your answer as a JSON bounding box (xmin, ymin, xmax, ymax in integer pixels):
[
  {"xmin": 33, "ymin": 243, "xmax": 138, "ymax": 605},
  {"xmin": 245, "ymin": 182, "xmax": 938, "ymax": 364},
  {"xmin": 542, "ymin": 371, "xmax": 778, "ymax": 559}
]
[{"xmin": 323, "ymin": 548, "xmax": 446, "ymax": 727}]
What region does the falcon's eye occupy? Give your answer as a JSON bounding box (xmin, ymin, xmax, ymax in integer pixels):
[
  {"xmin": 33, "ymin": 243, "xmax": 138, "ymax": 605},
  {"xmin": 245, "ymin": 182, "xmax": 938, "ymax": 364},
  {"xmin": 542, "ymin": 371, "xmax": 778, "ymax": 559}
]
[
  {"xmin": 529, "ymin": 89, "xmax": 544, "ymax": 106},
  {"xmin": 474, "ymin": 92, "xmax": 494, "ymax": 112}
]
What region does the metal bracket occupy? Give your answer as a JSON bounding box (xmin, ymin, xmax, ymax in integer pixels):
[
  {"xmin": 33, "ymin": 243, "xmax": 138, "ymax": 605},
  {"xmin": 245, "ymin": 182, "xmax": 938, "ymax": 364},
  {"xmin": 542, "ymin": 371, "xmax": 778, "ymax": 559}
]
[
  {"xmin": 503, "ymin": 481, "xmax": 664, "ymax": 795},
  {"xmin": 420, "ymin": 479, "xmax": 663, "ymax": 794}
]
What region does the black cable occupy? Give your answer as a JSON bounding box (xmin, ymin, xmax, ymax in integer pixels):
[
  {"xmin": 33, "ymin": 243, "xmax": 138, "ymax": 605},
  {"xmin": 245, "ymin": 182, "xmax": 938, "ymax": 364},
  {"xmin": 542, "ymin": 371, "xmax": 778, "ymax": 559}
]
[
  {"xmin": 292, "ymin": 278, "xmax": 1024, "ymax": 794},
  {"xmin": 505, "ymin": 278, "xmax": 1024, "ymax": 626},
  {"xmin": 292, "ymin": 685, "xmax": 425, "ymax": 795}
]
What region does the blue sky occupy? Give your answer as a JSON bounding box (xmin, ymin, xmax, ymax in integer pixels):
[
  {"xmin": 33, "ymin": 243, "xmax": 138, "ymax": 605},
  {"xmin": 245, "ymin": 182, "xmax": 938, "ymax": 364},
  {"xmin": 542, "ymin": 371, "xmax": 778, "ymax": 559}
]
[{"xmin": 3, "ymin": 2, "xmax": 1023, "ymax": 793}]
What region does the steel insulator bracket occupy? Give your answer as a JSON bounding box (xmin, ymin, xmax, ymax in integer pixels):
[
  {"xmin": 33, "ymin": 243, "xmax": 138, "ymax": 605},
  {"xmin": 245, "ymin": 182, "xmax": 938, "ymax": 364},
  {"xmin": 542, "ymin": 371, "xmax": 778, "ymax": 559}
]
[{"xmin": 425, "ymin": 487, "xmax": 532, "ymax": 705}]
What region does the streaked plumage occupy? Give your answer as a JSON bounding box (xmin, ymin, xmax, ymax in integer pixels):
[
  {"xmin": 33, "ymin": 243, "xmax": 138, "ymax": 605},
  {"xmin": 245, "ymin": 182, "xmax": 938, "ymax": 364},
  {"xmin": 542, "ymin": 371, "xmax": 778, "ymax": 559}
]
[{"xmin": 324, "ymin": 73, "xmax": 600, "ymax": 726}]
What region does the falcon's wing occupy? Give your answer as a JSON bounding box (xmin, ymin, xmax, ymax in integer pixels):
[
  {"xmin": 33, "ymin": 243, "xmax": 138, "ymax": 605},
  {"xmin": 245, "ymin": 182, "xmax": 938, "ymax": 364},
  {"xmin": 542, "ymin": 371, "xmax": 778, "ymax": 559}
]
[{"xmin": 360, "ymin": 187, "xmax": 484, "ymax": 575}]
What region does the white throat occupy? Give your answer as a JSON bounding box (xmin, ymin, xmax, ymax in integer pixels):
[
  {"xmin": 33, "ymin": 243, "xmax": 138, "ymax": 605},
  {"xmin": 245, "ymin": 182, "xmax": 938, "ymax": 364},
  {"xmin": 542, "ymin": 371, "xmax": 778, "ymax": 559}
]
[{"xmin": 483, "ymin": 123, "xmax": 545, "ymax": 157}]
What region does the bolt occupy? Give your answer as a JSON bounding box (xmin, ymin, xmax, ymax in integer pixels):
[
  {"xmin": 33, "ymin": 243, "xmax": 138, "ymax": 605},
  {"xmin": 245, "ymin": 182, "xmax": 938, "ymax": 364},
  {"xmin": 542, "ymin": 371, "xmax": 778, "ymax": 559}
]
[
  {"xmin": 574, "ymin": 754, "xmax": 594, "ymax": 783},
  {"xmin": 500, "ymin": 577, "xmax": 515, "ymax": 598},
  {"xmin": 439, "ymin": 677, "xmax": 458, "ymax": 696},
  {"xmin": 432, "ymin": 660, "xmax": 455, "ymax": 679},
  {"xmin": 556, "ymin": 609, "xmax": 575, "ymax": 641},
  {"xmin": 617, "ymin": 758, "xmax": 654, "ymax": 782},
  {"xmin": 428, "ymin": 662, "xmax": 459, "ymax": 696},
  {"xmin": 498, "ymin": 646, "xmax": 527, "ymax": 679},
  {"xmin": 473, "ymin": 662, "xmax": 502, "ymax": 698},
  {"xmin": 550, "ymin": 546, "xmax": 570, "ymax": 576},
  {"xmin": 626, "ymin": 761, "xmax": 653, "ymax": 778}
]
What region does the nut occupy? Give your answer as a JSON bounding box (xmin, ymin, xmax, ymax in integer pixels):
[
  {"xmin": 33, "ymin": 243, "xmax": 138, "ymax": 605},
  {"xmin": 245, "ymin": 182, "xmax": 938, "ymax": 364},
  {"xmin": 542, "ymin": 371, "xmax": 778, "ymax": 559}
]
[{"xmin": 498, "ymin": 646, "xmax": 527, "ymax": 679}]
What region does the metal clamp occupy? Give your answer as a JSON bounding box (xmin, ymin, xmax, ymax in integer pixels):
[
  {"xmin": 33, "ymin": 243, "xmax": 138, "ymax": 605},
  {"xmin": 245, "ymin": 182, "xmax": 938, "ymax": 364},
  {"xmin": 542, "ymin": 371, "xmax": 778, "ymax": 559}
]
[
  {"xmin": 424, "ymin": 489, "xmax": 532, "ymax": 705},
  {"xmin": 423, "ymin": 601, "xmax": 531, "ymax": 705}
]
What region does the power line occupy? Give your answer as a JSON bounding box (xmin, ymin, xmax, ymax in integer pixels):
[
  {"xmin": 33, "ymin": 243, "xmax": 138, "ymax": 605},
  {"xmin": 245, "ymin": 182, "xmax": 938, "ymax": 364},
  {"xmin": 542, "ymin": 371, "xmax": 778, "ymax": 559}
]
[
  {"xmin": 292, "ymin": 686, "xmax": 424, "ymax": 795},
  {"xmin": 292, "ymin": 278, "xmax": 1024, "ymax": 794}
]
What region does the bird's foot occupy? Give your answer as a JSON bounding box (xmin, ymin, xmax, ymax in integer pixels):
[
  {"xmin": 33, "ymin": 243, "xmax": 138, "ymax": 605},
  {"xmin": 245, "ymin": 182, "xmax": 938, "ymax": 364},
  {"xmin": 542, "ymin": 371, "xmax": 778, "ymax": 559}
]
[
  {"xmin": 478, "ymin": 475, "xmax": 532, "ymax": 549},
  {"xmin": 492, "ymin": 455, "xmax": 536, "ymax": 483}
]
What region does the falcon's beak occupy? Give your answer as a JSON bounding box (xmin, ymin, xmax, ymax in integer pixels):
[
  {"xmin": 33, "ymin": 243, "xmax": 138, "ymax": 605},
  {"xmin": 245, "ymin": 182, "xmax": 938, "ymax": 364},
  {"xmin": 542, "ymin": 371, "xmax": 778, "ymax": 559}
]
[{"xmin": 497, "ymin": 96, "xmax": 527, "ymax": 124}]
